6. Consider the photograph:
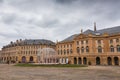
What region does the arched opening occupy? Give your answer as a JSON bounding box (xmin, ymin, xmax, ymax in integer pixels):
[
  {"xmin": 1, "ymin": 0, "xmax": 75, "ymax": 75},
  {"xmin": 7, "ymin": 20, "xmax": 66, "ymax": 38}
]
[
  {"xmin": 22, "ymin": 56, "xmax": 26, "ymax": 63},
  {"xmin": 114, "ymin": 57, "xmax": 119, "ymax": 65},
  {"xmin": 59, "ymin": 58, "xmax": 62, "ymax": 63},
  {"xmin": 78, "ymin": 57, "xmax": 82, "ymax": 64},
  {"xmin": 107, "ymin": 57, "xmax": 112, "ymax": 65},
  {"xmin": 83, "ymin": 57, "xmax": 87, "ymax": 65},
  {"xmin": 29, "ymin": 56, "xmax": 34, "ymax": 62},
  {"xmin": 74, "ymin": 57, "xmax": 77, "ymax": 64},
  {"xmin": 96, "ymin": 57, "xmax": 100, "ymax": 65},
  {"xmin": 66, "ymin": 58, "xmax": 68, "ymax": 64}
]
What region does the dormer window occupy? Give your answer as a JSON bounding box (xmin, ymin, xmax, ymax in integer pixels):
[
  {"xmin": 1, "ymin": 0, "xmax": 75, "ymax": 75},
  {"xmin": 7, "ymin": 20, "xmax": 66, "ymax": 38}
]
[{"xmin": 95, "ymin": 33, "xmax": 100, "ymax": 36}]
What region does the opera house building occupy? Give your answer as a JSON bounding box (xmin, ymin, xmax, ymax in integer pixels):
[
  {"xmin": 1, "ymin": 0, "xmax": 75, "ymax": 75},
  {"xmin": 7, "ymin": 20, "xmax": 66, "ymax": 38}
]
[{"xmin": 0, "ymin": 24, "xmax": 120, "ymax": 65}]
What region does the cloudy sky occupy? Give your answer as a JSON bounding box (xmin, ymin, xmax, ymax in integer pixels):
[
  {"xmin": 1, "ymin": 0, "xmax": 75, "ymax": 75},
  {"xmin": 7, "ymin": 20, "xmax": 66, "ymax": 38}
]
[{"xmin": 0, "ymin": 0, "xmax": 120, "ymax": 48}]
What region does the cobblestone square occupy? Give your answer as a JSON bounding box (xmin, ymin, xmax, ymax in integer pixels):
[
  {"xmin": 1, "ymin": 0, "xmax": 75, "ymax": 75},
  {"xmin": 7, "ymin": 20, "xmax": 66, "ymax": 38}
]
[{"xmin": 0, "ymin": 64, "xmax": 120, "ymax": 80}]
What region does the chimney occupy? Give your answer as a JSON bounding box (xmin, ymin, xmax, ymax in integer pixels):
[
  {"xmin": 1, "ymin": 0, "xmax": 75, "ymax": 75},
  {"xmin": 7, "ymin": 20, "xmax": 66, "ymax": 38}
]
[{"xmin": 94, "ymin": 22, "xmax": 96, "ymax": 32}]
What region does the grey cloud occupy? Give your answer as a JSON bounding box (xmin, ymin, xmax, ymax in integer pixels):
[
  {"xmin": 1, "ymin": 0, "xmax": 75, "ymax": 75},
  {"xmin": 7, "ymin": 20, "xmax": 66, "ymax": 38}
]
[
  {"xmin": 55, "ymin": 0, "xmax": 77, "ymax": 4},
  {"xmin": 1, "ymin": 14, "xmax": 17, "ymax": 24},
  {"xmin": 0, "ymin": 32, "xmax": 20, "ymax": 38},
  {"xmin": 0, "ymin": 0, "xmax": 120, "ymax": 48},
  {"xmin": 0, "ymin": 0, "xmax": 3, "ymax": 3}
]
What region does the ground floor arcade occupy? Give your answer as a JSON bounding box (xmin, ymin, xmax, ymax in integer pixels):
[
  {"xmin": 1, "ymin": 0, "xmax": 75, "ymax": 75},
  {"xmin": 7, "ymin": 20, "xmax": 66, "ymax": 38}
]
[
  {"xmin": 59, "ymin": 55, "xmax": 120, "ymax": 66},
  {"xmin": 0, "ymin": 56, "xmax": 58, "ymax": 64}
]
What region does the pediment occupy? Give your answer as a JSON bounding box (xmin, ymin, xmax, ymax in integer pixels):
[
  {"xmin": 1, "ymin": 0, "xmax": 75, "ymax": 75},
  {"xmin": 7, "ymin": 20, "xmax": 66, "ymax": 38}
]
[{"xmin": 74, "ymin": 34, "xmax": 87, "ymax": 40}]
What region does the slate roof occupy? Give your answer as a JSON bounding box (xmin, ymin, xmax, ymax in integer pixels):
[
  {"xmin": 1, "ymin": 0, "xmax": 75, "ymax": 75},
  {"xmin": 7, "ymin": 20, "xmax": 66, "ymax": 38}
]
[
  {"xmin": 97, "ymin": 26, "xmax": 120, "ymax": 35},
  {"xmin": 21, "ymin": 39, "xmax": 55, "ymax": 45},
  {"xmin": 61, "ymin": 34, "xmax": 79, "ymax": 42},
  {"xmin": 3, "ymin": 39, "xmax": 55, "ymax": 48},
  {"xmin": 83, "ymin": 29, "xmax": 96, "ymax": 35},
  {"xmin": 60, "ymin": 26, "xmax": 120, "ymax": 42}
]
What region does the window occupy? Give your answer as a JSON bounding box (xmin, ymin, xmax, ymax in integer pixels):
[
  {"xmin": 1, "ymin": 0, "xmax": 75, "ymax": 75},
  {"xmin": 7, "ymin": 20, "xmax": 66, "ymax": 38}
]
[
  {"xmin": 64, "ymin": 49, "xmax": 66, "ymax": 54},
  {"xmin": 61, "ymin": 50, "xmax": 63, "ymax": 55},
  {"xmin": 77, "ymin": 41, "xmax": 79, "ymax": 45},
  {"xmin": 110, "ymin": 45, "xmax": 114, "ymax": 52},
  {"xmin": 110, "ymin": 39, "xmax": 113, "ymax": 43},
  {"xmin": 98, "ymin": 40, "xmax": 101, "ymax": 44},
  {"xmin": 70, "ymin": 49, "xmax": 73, "ymax": 54},
  {"xmin": 70, "ymin": 44, "xmax": 72, "ymax": 47},
  {"xmin": 117, "ymin": 45, "xmax": 120, "ymax": 52},
  {"xmin": 86, "ymin": 46, "xmax": 89, "ymax": 52},
  {"xmin": 67, "ymin": 49, "xmax": 69, "ymax": 54},
  {"xmin": 116, "ymin": 38, "xmax": 119, "ymax": 43},
  {"xmin": 98, "ymin": 46, "xmax": 102, "ymax": 53},
  {"xmin": 64, "ymin": 45, "xmax": 65, "ymax": 48},
  {"xmin": 67, "ymin": 44, "xmax": 69, "ymax": 48},
  {"xmin": 76, "ymin": 47, "xmax": 80, "ymax": 53},
  {"xmin": 86, "ymin": 40, "xmax": 88, "ymax": 44},
  {"xmin": 61, "ymin": 45, "xmax": 62, "ymax": 48},
  {"xmin": 81, "ymin": 47, "xmax": 84, "ymax": 53},
  {"xmin": 81, "ymin": 41, "xmax": 84, "ymax": 44}
]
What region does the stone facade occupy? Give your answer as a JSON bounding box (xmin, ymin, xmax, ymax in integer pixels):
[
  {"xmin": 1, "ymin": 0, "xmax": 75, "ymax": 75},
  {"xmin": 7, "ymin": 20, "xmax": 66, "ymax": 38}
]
[
  {"xmin": 0, "ymin": 39, "xmax": 55, "ymax": 63},
  {"xmin": 0, "ymin": 25, "xmax": 120, "ymax": 66},
  {"xmin": 57, "ymin": 26, "xmax": 120, "ymax": 65}
]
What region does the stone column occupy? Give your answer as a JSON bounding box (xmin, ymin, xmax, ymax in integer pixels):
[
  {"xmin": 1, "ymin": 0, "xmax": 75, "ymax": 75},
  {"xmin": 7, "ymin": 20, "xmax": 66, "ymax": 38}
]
[{"xmin": 112, "ymin": 57, "xmax": 114, "ymax": 65}]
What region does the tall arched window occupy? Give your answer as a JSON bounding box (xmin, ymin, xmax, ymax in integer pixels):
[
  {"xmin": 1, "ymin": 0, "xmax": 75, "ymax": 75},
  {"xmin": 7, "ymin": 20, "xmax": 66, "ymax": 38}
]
[
  {"xmin": 98, "ymin": 46, "xmax": 102, "ymax": 53},
  {"xmin": 110, "ymin": 45, "xmax": 114, "ymax": 52},
  {"xmin": 76, "ymin": 47, "xmax": 80, "ymax": 53},
  {"xmin": 61, "ymin": 50, "xmax": 63, "ymax": 55},
  {"xmin": 67, "ymin": 49, "xmax": 69, "ymax": 54},
  {"xmin": 86, "ymin": 46, "xmax": 89, "ymax": 53},
  {"xmin": 58, "ymin": 50, "xmax": 59, "ymax": 54},
  {"xmin": 64, "ymin": 49, "xmax": 66, "ymax": 54},
  {"xmin": 70, "ymin": 49, "xmax": 73, "ymax": 54},
  {"xmin": 117, "ymin": 45, "xmax": 120, "ymax": 52},
  {"xmin": 81, "ymin": 47, "xmax": 84, "ymax": 53}
]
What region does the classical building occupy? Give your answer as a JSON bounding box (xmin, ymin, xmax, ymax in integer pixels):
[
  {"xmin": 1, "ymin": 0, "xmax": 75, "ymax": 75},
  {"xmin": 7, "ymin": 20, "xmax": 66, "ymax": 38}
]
[
  {"xmin": 57, "ymin": 24, "xmax": 120, "ymax": 65},
  {"xmin": 0, "ymin": 23, "xmax": 120, "ymax": 66},
  {"xmin": 0, "ymin": 39, "xmax": 56, "ymax": 63}
]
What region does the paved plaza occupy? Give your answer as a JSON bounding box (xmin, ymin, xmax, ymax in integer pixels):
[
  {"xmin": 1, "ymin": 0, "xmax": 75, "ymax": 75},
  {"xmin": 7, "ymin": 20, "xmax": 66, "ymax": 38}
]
[{"xmin": 0, "ymin": 64, "xmax": 120, "ymax": 80}]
